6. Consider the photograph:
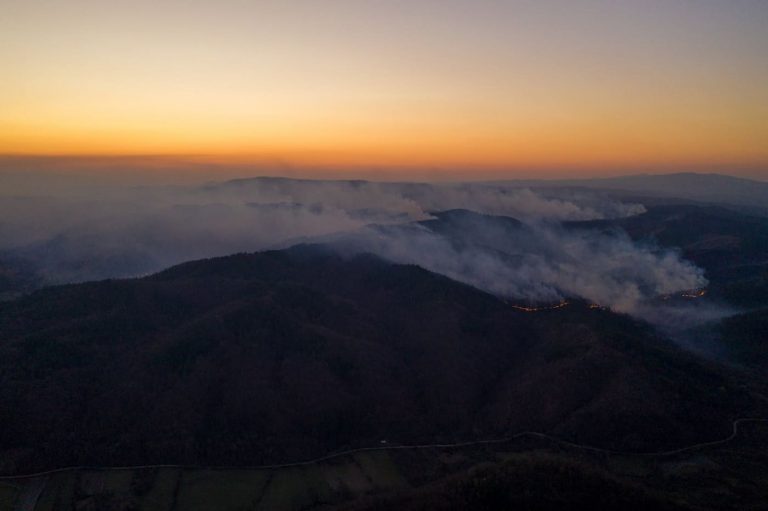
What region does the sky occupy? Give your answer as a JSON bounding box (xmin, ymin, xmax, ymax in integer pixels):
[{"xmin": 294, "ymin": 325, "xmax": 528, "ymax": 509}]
[{"xmin": 2, "ymin": 0, "xmax": 767, "ymax": 180}]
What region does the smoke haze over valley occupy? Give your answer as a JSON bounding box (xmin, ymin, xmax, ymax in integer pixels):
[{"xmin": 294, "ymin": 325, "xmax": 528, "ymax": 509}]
[{"xmin": 0, "ymin": 175, "xmax": 722, "ymax": 330}]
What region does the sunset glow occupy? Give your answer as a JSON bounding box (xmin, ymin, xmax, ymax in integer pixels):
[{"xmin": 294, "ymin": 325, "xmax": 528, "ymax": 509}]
[{"xmin": 3, "ymin": 0, "xmax": 767, "ymax": 178}]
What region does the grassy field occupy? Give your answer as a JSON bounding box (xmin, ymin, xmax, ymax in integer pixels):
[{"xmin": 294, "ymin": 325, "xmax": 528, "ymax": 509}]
[
  {"xmin": 139, "ymin": 468, "xmax": 180, "ymax": 511},
  {"xmin": 4, "ymin": 428, "xmax": 768, "ymax": 511},
  {"xmin": 175, "ymin": 470, "xmax": 269, "ymax": 511},
  {"xmin": 0, "ymin": 482, "xmax": 18, "ymax": 511},
  {"xmin": 1, "ymin": 450, "xmax": 411, "ymax": 511},
  {"xmin": 34, "ymin": 473, "xmax": 76, "ymax": 511}
]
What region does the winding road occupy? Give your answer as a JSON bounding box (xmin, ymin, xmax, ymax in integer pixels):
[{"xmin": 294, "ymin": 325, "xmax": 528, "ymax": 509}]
[{"xmin": 2, "ymin": 417, "xmax": 766, "ymax": 481}]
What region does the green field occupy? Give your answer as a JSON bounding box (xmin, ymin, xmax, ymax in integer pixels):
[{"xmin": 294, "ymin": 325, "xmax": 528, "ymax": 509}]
[
  {"xmin": 0, "ymin": 482, "xmax": 18, "ymax": 511},
  {"xmin": 1, "ymin": 450, "xmax": 411, "ymax": 511},
  {"xmin": 175, "ymin": 470, "xmax": 269, "ymax": 511},
  {"xmin": 4, "ymin": 432, "xmax": 768, "ymax": 511},
  {"xmin": 139, "ymin": 468, "xmax": 180, "ymax": 511}
]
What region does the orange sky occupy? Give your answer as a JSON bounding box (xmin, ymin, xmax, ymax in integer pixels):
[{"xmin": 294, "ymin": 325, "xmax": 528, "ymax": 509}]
[{"xmin": 2, "ymin": 0, "xmax": 767, "ymax": 179}]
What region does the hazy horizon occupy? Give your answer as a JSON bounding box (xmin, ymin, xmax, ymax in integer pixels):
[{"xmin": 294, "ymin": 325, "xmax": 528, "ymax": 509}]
[{"xmin": 1, "ymin": 154, "xmax": 768, "ymax": 187}]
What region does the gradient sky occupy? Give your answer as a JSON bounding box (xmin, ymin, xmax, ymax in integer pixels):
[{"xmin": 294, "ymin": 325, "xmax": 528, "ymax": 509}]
[{"xmin": 2, "ymin": 0, "xmax": 767, "ymax": 178}]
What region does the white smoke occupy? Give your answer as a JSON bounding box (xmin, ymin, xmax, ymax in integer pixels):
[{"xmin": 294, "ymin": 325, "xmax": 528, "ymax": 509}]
[
  {"xmin": 0, "ymin": 174, "xmax": 710, "ymax": 328},
  {"xmin": 0, "ymin": 178, "xmax": 645, "ymax": 273},
  {"xmin": 400, "ymin": 185, "xmax": 646, "ymax": 221},
  {"xmin": 332, "ymin": 219, "xmax": 706, "ymax": 318}
]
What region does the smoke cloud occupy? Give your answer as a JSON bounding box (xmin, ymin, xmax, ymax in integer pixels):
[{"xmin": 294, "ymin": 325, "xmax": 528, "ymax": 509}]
[
  {"xmin": 330, "ymin": 213, "xmax": 707, "ymax": 320},
  {"xmin": 0, "ymin": 174, "xmax": 715, "ymax": 329}
]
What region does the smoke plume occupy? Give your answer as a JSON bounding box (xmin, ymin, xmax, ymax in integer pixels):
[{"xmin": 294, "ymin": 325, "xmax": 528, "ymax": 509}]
[{"xmin": 0, "ymin": 174, "xmax": 715, "ymax": 329}]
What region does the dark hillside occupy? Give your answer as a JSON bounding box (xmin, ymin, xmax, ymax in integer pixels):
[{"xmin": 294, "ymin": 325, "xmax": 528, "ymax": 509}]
[{"xmin": 0, "ymin": 245, "xmax": 757, "ymax": 474}]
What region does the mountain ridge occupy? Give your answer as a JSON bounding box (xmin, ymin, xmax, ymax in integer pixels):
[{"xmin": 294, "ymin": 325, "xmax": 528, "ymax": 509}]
[{"xmin": 0, "ymin": 244, "xmax": 759, "ymax": 475}]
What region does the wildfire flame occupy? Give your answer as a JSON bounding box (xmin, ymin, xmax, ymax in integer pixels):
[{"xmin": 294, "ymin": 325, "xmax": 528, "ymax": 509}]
[
  {"xmin": 508, "ymin": 300, "xmax": 570, "ymax": 312},
  {"xmin": 660, "ymin": 288, "xmax": 707, "ymax": 300}
]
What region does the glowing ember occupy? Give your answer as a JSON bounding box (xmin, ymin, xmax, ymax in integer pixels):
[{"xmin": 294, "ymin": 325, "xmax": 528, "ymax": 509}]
[
  {"xmin": 508, "ymin": 300, "xmax": 570, "ymax": 312},
  {"xmin": 659, "ymin": 288, "xmax": 707, "ymax": 301}
]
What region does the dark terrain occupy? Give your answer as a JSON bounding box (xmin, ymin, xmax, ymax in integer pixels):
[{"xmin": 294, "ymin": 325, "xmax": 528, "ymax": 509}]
[
  {"xmin": 1, "ymin": 244, "xmax": 764, "ymax": 474},
  {"xmin": 2, "ymin": 176, "xmax": 768, "ymax": 509}
]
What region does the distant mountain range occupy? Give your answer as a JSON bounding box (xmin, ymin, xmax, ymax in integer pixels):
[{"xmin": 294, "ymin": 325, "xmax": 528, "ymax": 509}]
[
  {"xmin": 493, "ymin": 172, "xmax": 768, "ymax": 213},
  {"xmin": 206, "ymin": 172, "xmax": 768, "ymax": 210}
]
